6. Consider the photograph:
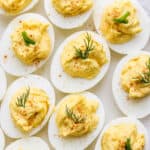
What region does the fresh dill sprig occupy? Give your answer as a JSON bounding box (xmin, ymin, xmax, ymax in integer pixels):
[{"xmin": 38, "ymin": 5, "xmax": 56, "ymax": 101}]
[
  {"xmin": 125, "ymin": 138, "xmax": 132, "ymax": 150},
  {"xmin": 22, "ymin": 31, "xmax": 36, "ymax": 46},
  {"xmin": 113, "ymin": 11, "xmax": 130, "ymax": 24},
  {"xmin": 65, "ymin": 105, "xmax": 85, "ymax": 124},
  {"xmin": 134, "ymin": 57, "xmax": 150, "ymax": 86},
  {"xmin": 16, "ymin": 87, "xmax": 30, "ymax": 108},
  {"xmin": 75, "ymin": 33, "xmax": 95, "ymax": 59}
]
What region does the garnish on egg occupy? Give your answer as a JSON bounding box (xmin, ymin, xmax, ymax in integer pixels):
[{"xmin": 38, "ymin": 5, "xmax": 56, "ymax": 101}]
[
  {"xmin": 113, "ymin": 11, "xmax": 130, "ymax": 24},
  {"xmin": 22, "ymin": 31, "xmax": 36, "ymax": 46},
  {"xmin": 134, "ymin": 57, "xmax": 150, "ymax": 86},
  {"xmin": 16, "ymin": 87, "xmax": 30, "ymax": 108},
  {"xmin": 75, "ymin": 33, "xmax": 95, "ymax": 59},
  {"xmin": 125, "ymin": 138, "xmax": 132, "ymax": 150},
  {"xmin": 65, "ymin": 105, "xmax": 85, "ymax": 123}
]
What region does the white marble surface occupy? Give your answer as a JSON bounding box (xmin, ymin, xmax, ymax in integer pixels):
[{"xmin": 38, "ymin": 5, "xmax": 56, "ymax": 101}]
[
  {"xmin": 140, "ymin": 0, "xmax": 150, "ymax": 16},
  {"xmin": 0, "ymin": 0, "xmax": 150, "ymax": 149}
]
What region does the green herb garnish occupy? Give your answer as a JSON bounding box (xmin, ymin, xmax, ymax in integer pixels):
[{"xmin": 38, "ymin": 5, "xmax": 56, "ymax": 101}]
[
  {"xmin": 113, "ymin": 11, "xmax": 130, "ymax": 24},
  {"xmin": 125, "ymin": 138, "xmax": 132, "ymax": 150},
  {"xmin": 16, "ymin": 87, "xmax": 30, "ymax": 108},
  {"xmin": 65, "ymin": 105, "xmax": 85, "ymax": 123},
  {"xmin": 22, "ymin": 31, "xmax": 36, "ymax": 46},
  {"xmin": 75, "ymin": 33, "xmax": 95, "ymax": 59},
  {"xmin": 133, "ymin": 57, "xmax": 150, "ymax": 86}
]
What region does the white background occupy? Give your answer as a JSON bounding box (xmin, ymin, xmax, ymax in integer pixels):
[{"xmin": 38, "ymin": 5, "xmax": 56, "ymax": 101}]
[{"xmin": 0, "ymin": 0, "xmax": 149, "ymax": 149}]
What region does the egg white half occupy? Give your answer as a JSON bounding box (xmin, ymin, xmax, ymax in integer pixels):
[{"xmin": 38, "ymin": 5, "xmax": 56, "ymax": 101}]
[
  {"xmin": 93, "ymin": 0, "xmax": 150, "ymax": 54},
  {"xmin": 44, "ymin": 0, "xmax": 93, "ymax": 29},
  {"xmin": 5, "ymin": 137, "xmax": 50, "ymax": 150},
  {"xmin": 112, "ymin": 51, "xmax": 150, "ymax": 118},
  {"xmin": 0, "ymin": 66, "xmax": 7, "ymax": 102},
  {"xmin": 50, "ymin": 31, "xmax": 110, "ymax": 93},
  {"xmin": 0, "ymin": 0, "xmax": 39, "ymax": 16},
  {"xmin": 0, "ymin": 74, "xmax": 55, "ymax": 139},
  {"xmin": 0, "ymin": 13, "xmax": 55, "ymax": 76},
  {"xmin": 48, "ymin": 91, "xmax": 105, "ymax": 150},
  {"xmin": 95, "ymin": 117, "xmax": 149, "ymax": 150},
  {"xmin": 0, "ymin": 128, "xmax": 5, "ymax": 150}
]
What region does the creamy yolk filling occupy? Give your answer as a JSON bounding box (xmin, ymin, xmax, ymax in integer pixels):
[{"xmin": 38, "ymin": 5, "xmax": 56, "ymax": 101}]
[
  {"xmin": 51, "ymin": 0, "xmax": 93, "ymax": 16},
  {"xmin": 0, "ymin": 0, "xmax": 32, "ymax": 14},
  {"xmin": 61, "ymin": 33, "xmax": 107, "ymax": 79},
  {"xmin": 11, "ymin": 20, "xmax": 51, "ymax": 65},
  {"xmin": 101, "ymin": 123, "xmax": 145, "ymax": 150},
  {"xmin": 100, "ymin": 0, "xmax": 141, "ymax": 44},
  {"xmin": 10, "ymin": 87, "xmax": 50, "ymax": 132},
  {"xmin": 121, "ymin": 55, "xmax": 150, "ymax": 99},
  {"xmin": 55, "ymin": 94, "xmax": 99, "ymax": 137}
]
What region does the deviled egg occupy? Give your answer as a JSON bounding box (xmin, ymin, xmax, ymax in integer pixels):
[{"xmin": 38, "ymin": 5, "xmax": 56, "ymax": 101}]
[
  {"xmin": 0, "ymin": 66, "xmax": 7, "ymax": 102},
  {"xmin": 5, "ymin": 137, "xmax": 49, "ymax": 150},
  {"xmin": 50, "ymin": 31, "xmax": 110, "ymax": 93},
  {"xmin": 0, "ymin": 74, "xmax": 55, "ymax": 138},
  {"xmin": 112, "ymin": 51, "xmax": 150, "ymax": 118},
  {"xmin": 48, "ymin": 92, "xmax": 105, "ymax": 150},
  {"xmin": 94, "ymin": 0, "xmax": 150, "ymax": 54},
  {"xmin": 44, "ymin": 0, "xmax": 94, "ymax": 29},
  {"xmin": 95, "ymin": 117, "xmax": 149, "ymax": 150},
  {"xmin": 0, "ymin": 128, "xmax": 5, "ymax": 150},
  {"xmin": 0, "ymin": 13, "xmax": 55, "ymax": 76},
  {"xmin": 0, "ymin": 0, "xmax": 39, "ymax": 16}
]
